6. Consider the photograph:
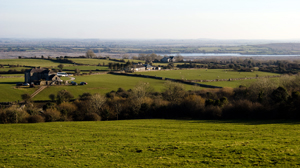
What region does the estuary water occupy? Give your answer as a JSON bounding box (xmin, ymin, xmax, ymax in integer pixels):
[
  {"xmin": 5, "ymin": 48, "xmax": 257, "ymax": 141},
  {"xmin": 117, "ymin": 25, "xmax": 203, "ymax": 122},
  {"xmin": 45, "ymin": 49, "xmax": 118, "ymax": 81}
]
[{"xmin": 158, "ymin": 53, "xmax": 300, "ymax": 57}]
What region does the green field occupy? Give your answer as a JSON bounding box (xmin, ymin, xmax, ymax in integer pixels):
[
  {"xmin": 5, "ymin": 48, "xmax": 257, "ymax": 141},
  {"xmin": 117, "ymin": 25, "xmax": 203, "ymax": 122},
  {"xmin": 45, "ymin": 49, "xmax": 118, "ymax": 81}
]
[
  {"xmin": 1, "ymin": 119, "xmax": 300, "ymax": 167},
  {"xmin": 0, "ymin": 59, "xmax": 71, "ymax": 67},
  {"xmin": 68, "ymin": 58, "xmax": 126, "ymax": 65},
  {"xmin": 62, "ymin": 66, "xmax": 109, "ymax": 71},
  {"xmin": 134, "ymin": 69, "xmax": 280, "ymax": 81},
  {"xmin": 33, "ymin": 74, "xmax": 194, "ymax": 101},
  {"xmin": 0, "ymin": 77, "xmax": 36, "ymax": 102}
]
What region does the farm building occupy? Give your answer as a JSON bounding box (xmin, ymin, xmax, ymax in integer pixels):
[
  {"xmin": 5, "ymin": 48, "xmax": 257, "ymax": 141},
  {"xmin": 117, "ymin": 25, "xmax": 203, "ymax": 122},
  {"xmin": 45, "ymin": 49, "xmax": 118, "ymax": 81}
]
[
  {"xmin": 124, "ymin": 64, "xmax": 161, "ymax": 72},
  {"xmin": 24, "ymin": 67, "xmax": 62, "ymax": 85},
  {"xmin": 145, "ymin": 64, "xmax": 155, "ymax": 70},
  {"xmin": 161, "ymin": 56, "xmax": 175, "ymax": 63}
]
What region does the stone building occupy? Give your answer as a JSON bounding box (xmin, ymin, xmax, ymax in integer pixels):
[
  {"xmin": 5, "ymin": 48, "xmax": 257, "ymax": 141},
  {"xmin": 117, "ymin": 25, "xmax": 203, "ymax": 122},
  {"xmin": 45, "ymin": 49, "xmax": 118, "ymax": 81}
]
[
  {"xmin": 161, "ymin": 56, "xmax": 175, "ymax": 63},
  {"xmin": 24, "ymin": 67, "xmax": 62, "ymax": 85}
]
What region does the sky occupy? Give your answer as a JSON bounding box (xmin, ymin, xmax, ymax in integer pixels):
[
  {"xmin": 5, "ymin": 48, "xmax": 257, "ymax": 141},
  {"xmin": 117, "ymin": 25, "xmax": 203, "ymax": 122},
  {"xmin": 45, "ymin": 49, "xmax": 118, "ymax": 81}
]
[{"xmin": 0, "ymin": 0, "xmax": 300, "ymax": 39}]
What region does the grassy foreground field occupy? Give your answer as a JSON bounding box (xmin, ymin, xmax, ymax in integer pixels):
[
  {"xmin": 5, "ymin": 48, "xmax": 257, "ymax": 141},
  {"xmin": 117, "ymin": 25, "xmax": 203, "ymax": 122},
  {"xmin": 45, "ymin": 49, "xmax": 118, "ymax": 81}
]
[{"xmin": 1, "ymin": 119, "xmax": 300, "ymax": 167}]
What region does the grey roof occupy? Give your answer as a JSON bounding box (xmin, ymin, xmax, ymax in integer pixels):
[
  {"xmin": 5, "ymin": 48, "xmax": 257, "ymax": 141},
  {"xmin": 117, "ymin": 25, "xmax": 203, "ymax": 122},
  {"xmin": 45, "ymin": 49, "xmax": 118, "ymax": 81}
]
[
  {"xmin": 144, "ymin": 64, "xmax": 153, "ymax": 68},
  {"xmin": 135, "ymin": 65, "xmax": 145, "ymax": 68},
  {"xmin": 26, "ymin": 68, "xmax": 52, "ymax": 73},
  {"xmin": 49, "ymin": 74, "xmax": 56, "ymax": 79}
]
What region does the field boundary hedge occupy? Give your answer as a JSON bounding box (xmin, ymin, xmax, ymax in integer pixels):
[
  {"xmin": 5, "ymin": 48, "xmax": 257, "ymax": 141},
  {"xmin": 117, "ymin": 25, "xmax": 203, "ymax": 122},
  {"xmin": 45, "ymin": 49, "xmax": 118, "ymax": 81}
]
[{"xmin": 110, "ymin": 72, "xmax": 222, "ymax": 88}]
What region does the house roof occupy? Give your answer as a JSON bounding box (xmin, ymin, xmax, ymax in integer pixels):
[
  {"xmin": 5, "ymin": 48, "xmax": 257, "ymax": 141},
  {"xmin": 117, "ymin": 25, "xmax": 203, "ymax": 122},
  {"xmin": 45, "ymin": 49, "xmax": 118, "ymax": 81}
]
[
  {"xmin": 144, "ymin": 64, "xmax": 153, "ymax": 68},
  {"xmin": 136, "ymin": 65, "xmax": 145, "ymax": 68},
  {"xmin": 49, "ymin": 74, "xmax": 57, "ymax": 79},
  {"xmin": 26, "ymin": 67, "xmax": 53, "ymax": 73}
]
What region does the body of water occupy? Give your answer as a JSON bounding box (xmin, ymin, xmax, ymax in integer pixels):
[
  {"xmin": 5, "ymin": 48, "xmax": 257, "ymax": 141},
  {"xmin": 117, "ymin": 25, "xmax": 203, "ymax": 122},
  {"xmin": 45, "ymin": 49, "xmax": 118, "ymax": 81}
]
[{"xmin": 158, "ymin": 53, "xmax": 300, "ymax": 57}]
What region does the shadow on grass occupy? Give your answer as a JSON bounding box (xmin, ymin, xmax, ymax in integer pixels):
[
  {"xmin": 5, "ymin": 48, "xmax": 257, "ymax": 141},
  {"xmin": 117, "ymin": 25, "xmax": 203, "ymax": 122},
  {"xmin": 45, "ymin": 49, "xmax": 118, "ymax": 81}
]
[
  {"xmin": 0, "ymin": 82, "xmax": 21, "ymax": 84},
  {"xmin": 186, "ymin": 119, "xmax": 300, "ymax": 125}
]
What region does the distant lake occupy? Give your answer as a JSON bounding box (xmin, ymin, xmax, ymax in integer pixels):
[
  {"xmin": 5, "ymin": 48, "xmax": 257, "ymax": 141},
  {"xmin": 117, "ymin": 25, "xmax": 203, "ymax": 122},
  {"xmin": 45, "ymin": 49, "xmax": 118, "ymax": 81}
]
[{"xmin": 157, "ymin": 53, "xmax": 300, "ymax": 57}]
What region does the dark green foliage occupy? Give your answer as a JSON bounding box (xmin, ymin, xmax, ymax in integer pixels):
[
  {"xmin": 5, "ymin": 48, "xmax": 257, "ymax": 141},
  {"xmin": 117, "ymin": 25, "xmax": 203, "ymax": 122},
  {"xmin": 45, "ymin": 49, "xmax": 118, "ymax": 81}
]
[
  {"xmin": 49, "ymin": 94, "xmax": 55, "ymax": 101},
  {"xmin": 167, "ymin": 62, "xmax": 174, "ymax": 69},
  {"xmin": 205, "ymin": 97, "xmax": 228, "ymax": 107},
  {"xmin": 58, "ymin": 64, "xmax": 64, "ymax": 70},
  {"xmin": 74, "ymin": 68, "xmax": 80, "ymax": 75},
  {"xmin": 43, "ymin": 102, "xmax": 56, "ymax": 111},
  {"xmin": 79, "ymin": 92, "xmax": 92, "ymax": 100},
  {"xmin": 21, "ymin": 93, "xmax": 31, "ymax": 103},
  {"xmin": 271, "ymin": 86, "xmax": 289, "ymax": 103}
]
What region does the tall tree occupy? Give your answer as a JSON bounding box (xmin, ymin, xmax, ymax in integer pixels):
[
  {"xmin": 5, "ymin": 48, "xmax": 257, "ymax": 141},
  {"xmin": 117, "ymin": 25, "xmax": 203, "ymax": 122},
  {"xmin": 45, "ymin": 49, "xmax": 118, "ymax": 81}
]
[
  {"xmin": 58, "ymin": 64, "xmax": 64, "ymax": 70},
  {"xmin": 86, "ymin": 50, "xmax": 96, "ymax": 58}
]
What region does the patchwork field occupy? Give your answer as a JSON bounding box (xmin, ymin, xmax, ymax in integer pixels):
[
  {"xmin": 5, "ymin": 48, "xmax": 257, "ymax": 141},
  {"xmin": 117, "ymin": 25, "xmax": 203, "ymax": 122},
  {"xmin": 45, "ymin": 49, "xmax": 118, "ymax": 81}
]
[
  {"xmin": 0, "ymin": 69, "xmax": 281, "ymax": 102},
  {"xmin": 33, "ymin": 74, "xmax": 195, "ymax": 101},
  {"xmin": 0, "ymin": 59, "xmax": 72, "ymax": 67},
  {"xmin": 1, "ymin": 119, "xmax": 300, "ymax": 167},
  {"xmin": 0, "ymin": 77, "xmax": 36, "ymax": 102},
  {"xmin": 61, "ymin": 66, "xmax": 109, "ymax": 71},
  {"xmin": 68, "ymin": 58, "xmax": 134, "ymax": 65},
  {"xmin": 134, "ymin": 69, "xmax": 280, "ymax": 80}
]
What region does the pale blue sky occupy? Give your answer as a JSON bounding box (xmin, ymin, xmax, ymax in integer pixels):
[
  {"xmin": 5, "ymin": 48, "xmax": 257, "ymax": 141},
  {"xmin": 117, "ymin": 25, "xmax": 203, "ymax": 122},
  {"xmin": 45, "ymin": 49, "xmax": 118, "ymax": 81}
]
[{"xmin": 1, "ymin": 0, "xmax": 299, "ymax": 39}]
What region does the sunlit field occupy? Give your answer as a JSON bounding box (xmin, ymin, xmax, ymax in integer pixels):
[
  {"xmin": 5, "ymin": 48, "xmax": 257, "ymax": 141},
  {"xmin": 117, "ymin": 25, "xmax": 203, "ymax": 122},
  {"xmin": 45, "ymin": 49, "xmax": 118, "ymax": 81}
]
[{"xmin": 1, "ymin": 119, "xmax": 300, "ymax": 167}]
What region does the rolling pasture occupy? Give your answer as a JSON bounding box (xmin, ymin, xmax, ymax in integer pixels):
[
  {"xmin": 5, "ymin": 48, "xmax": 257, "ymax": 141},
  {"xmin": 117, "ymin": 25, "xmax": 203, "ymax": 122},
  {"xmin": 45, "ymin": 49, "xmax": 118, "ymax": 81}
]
[
  {"xmin": 0, "ymin": 77, "xmax": 36, "ymax": 102},
  {"xmin": 0, "ymin": 68, "xmax": 280, "ymax": 101},
  {"xmin": 0, "ymin": 59, "xmax": 72, "ymax": 67},
  {"xmin": 62, "ymin": 66, "xmax": 109, "ymax": 71},
  {"xmin": 1, "ymin": 119, "xmax": 300, "ymax": 167},
  {"xmin": 68, "ymin": 58, "xmax": 128, "ymax": 65},
  {"xmin": 33, "ymin": 74, "xmax": 194, "ymax": 101},
  {"xmin": 134, "ymin": 69, "xmax": 280, "ymax": 80}
]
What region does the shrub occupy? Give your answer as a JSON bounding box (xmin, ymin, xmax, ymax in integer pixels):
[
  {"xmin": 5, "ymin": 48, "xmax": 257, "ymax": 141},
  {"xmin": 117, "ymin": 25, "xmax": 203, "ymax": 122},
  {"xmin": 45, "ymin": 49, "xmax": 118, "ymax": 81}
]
[
  {"xmin": 79, "ymin": 92, "xmax": 92, "ymax": 100},
  {"xmin": 58, "ymin": 102, "xmax": 77, "ymax": 116},
  {"xmin": 0, "ymin": 106, "xmax": 29, "ymax": 123},
  {"xmin": 43, "ymin": 109, "xmax": 61, "ymax": 122},
  {"xmin": 27, "ymin": 115, "xmax": 44, "ymax": 123},
  {"xmin": 222, "ymin": 100, "xmax": 266, "ymax": 119},
  {"xmin": 204, "ymin": 106, "xmax": 222, "ymax": 119},
  {"xmin": 84, "ymin": 113, "xmax": 101, "ymax": 121},
  {"xmin": 43, "ymin": 102, "xmax": 56, "ymax": 111},
  {"xmin": 56, "ymin": 90, "xmax": 74, "ymax": 104},
  {"xmin": 163, "ymin": 81, "xmax": 186, "ymax": 103}
]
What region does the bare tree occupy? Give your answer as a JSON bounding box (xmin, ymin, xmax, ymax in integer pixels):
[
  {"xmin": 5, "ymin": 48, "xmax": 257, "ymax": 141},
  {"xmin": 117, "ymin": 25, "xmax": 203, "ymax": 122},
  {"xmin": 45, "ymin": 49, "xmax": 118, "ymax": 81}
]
[
  {"xmin": 86, "ymin": 50, "xmax": 96, "ymax": 58},
  {"xmin": 88, "ymin": 94, "xmax": 106, "ymax": 115}
]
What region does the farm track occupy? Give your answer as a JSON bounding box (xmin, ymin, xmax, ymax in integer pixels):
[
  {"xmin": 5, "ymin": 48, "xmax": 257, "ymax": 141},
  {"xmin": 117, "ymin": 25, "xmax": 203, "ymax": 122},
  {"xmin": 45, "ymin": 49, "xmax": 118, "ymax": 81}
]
[{"xmin": 30, "ymin": 86, "xmax": 47, "ymax": 98}]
